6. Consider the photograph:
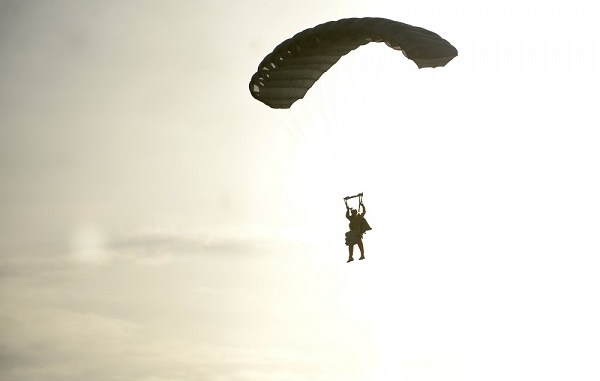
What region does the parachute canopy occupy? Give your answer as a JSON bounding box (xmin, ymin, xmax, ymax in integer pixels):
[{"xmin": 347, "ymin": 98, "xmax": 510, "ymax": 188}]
[{"xmin": 249, "ymin": 17, "xmax": 458, "ymax": 109}]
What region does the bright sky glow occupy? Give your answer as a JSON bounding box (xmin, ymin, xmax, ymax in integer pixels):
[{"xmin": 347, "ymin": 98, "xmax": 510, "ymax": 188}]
[{"xmin": 1, "ymin": 1, "xmax": 599, "ymax": 381}]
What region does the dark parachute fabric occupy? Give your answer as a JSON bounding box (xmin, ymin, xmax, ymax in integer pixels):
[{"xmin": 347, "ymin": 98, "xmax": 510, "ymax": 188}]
[{"xmin": 249, "ymin": 17, "xmax": 458, "ymax": 109}]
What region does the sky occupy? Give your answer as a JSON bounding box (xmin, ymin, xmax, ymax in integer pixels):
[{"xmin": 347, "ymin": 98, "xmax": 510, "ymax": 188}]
[{"xmin": 1, "ymin": 0, "xmax": 599, "ymax": 380}]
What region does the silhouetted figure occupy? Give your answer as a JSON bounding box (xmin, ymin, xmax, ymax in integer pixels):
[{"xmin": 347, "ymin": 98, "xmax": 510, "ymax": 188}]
[{"xmin": 344, "ymin": 193, "xmax": 372, "ymax": 263}]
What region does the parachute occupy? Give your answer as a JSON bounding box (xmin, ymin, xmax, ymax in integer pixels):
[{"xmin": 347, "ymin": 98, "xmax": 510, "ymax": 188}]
[{"xmin": 249, "ymin": 17, "xmax": 458, "ymax": 109}]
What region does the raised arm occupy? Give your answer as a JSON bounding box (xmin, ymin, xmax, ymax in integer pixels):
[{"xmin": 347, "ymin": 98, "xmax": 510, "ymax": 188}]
[
  {"xmin": 360, "ymin": 202, "xmax": 366, "ymax": 216},
  {"xmin": 345, "ymin": 199, "xmax": 351, "ymax": 220}
]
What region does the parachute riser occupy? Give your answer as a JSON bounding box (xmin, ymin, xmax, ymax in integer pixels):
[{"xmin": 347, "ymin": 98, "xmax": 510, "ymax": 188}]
[
  {"xmin": 344, "ymin": 192, "xmax": 364, "ymax": 210},
  {"xmin": 343, "ymin": 192, "xmax": 363, "ymax": 201}
]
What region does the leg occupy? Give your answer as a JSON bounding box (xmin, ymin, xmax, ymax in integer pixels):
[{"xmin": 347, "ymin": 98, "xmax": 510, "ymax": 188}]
[
  {"xmin": 347, "ymin": 245, "xmax": 354, "ymax": 262},
  {"xmin": 357, "ymin": 239, "xmax": 365, "ymax": 259}
]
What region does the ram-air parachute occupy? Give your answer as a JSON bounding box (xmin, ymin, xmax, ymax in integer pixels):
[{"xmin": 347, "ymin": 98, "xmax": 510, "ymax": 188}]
[{"xmin": 249, "ymin": 17, "xmax": 458, "ymax": 109}]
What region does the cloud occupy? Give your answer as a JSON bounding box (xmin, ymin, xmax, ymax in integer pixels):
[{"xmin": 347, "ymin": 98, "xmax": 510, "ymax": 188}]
[
  {"xmin": 0, "ymin": 220, "xmax": 341, "ymax": 381},
  {"xmin": 0, "ymin": 301, "xmax": 339, "ymax": 381},
  {"xmin": 0, "ymin": 224, "xmax": 287, "ymax": 280},
  {"xmin": 69, "ymin": 224, "xmax": 261, "ymax": 266},
  {"xmin": 70, "ymin": 224, "xmax": 110, "ymax": 265},
  {"xmin": 0, "ymin": 304, "xmax": 140, "ymax": 381},
  {"xmin": 109, "ymin": 229, "xmax": 260, "ymax": 260},
  {"xmin": 100, "ymin": 225, "xmax": 296, "ymax": 266}
]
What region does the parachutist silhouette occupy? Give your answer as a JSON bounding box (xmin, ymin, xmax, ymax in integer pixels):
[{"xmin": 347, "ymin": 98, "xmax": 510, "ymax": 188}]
[{"xmin": 344, "ymin": 193, "xmax": 371, "ymax": 263}]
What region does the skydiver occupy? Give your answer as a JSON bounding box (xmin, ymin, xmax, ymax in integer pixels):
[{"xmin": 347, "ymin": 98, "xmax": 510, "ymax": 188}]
[{"xmin": 344, "ymin": 197, "xmax": 371, "ymax": 263}]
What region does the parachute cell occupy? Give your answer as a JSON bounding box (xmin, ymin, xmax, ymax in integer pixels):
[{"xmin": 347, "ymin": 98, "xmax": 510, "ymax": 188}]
[{"xmin": 249, "ymin": 17, "xmax": 458, "ymax": 109}]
